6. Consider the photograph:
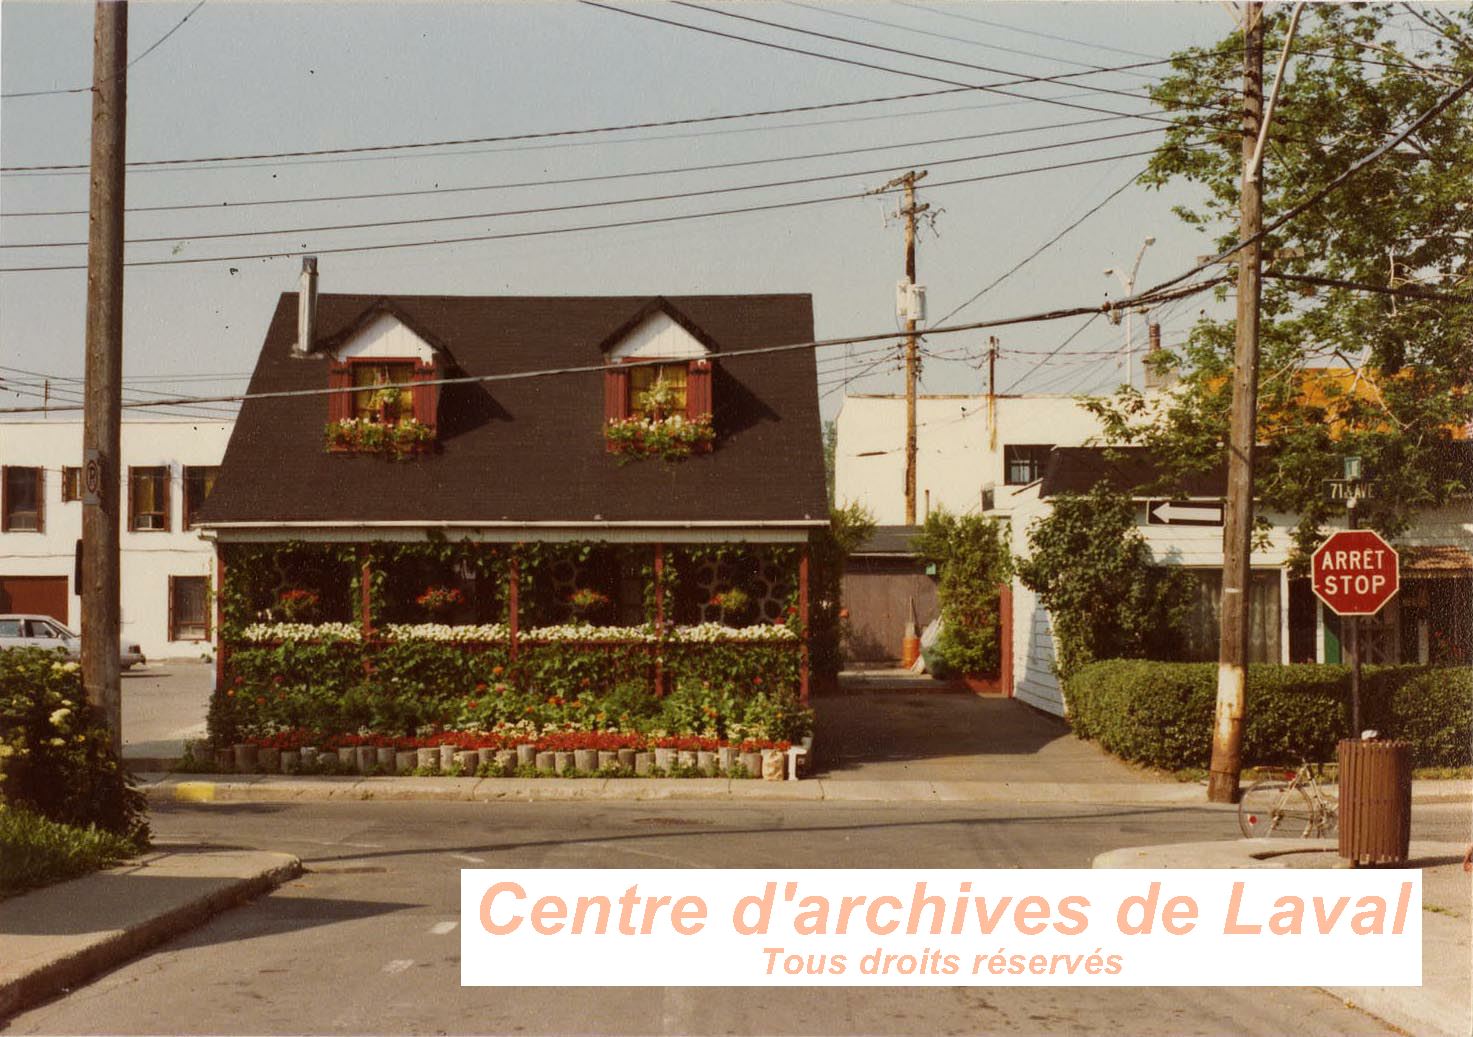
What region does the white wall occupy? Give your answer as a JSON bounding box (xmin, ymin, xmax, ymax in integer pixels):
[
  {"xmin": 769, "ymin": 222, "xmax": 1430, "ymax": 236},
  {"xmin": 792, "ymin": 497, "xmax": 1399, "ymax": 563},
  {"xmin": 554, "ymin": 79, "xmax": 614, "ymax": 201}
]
[
  {"xmin": 834, "ymin": 394, "xmax": 1104, "ymax": 525},
  {"xmin": 0, "ymin": 420, "xmax": 233, "ymax": 659}
]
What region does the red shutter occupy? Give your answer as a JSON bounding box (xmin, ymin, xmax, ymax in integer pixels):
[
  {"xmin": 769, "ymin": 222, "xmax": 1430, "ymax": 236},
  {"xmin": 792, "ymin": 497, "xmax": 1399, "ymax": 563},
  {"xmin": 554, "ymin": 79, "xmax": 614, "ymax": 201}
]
[
  {"xmin": 328, "ymin": 362, "xmax": 353, "ymax": 423},
  {"xmin": 686, "ymin": 358, "xmax": 712, "ymax": 420},
  {"xmin": 411, "ymin": 362, "xmax": 438, "ymax": 431},
  {"xmin": 162, "ymin": 467, "xmax": 172, "ymax": 532},
  {"xmin": 604, "ymin": 367, "xmax": 630, "ymax": 422}
]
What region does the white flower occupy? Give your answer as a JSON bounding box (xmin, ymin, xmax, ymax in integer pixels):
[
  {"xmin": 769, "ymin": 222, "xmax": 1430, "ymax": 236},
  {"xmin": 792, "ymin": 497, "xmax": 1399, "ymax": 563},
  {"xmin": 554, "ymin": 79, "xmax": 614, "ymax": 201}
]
[
  {"xmin": 49, "ymin": 708, "xmax": 71, "ymax": 727},
  {"xmin": 240, "ymin": 622, "xmax": 362, "ymax": 643},
  {"xmin": 48, "ymin": 737, "xmax": 65, "ymax": 747}
]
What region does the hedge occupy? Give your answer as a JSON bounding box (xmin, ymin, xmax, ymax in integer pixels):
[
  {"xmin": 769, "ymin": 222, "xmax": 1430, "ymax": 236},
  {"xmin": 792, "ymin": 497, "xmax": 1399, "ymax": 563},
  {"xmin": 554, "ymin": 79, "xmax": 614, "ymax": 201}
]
[{"xmin": 1065, "ymin": 661, "xmax": 1472, "ymax": 770}]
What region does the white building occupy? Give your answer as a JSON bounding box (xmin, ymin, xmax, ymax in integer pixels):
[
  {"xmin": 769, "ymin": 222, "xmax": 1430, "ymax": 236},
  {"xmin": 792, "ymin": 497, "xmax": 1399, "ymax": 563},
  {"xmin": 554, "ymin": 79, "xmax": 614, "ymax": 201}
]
[
  {"xmin": 0, "ymin": 420, "xmax": 233, "ymax": 660},
  {"xmin": 833, "ymin": 393, "xmax": 1104, "ymax": 523}
]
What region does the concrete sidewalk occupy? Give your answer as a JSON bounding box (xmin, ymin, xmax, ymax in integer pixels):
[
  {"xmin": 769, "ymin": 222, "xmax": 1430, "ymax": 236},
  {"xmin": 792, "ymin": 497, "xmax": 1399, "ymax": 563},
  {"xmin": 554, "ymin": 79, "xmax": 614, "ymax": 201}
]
[
  {"xmin": 0, "ymin": 844, "xmax": 300, "ymax": 1021},
  {"xmin": 1094, "ymin": 838, "xmax": 1472, "ymax": 1037},
  {"xmin": 135, "ymin": 772, "xmax": 1473, "ymax": 806}
]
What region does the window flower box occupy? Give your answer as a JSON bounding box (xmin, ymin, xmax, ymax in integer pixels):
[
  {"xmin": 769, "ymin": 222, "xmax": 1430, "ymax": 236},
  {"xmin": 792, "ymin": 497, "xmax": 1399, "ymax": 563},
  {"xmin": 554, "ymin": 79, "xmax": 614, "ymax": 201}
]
[
  {"xmin": 603, "ymin": 413, "xmax": 714, "ymax": 462},
  {"xmin": 324, "ymin": 417, "xmax": 434, "ymax": 458}
]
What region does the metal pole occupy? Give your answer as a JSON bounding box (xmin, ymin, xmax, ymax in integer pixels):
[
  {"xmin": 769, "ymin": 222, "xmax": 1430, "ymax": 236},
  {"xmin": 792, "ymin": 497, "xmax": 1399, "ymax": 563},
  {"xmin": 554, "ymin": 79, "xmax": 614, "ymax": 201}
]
[
  {"xmin": 81, "ymin": 0, "xmax": 127, "ymax": 756},
  {"xmin": 1347, "ymin": 498, "xmax": 1361, "ymax": 734},
  {"xmin": 1207, "ymin": 2, "xmax": 1264, "ymax": 804}
]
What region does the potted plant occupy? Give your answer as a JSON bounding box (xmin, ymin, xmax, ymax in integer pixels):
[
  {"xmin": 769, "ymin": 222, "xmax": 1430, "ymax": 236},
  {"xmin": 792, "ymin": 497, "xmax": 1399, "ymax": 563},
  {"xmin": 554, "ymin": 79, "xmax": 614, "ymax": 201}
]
[
  {"xmin": 567, "ymin": 587, "xmax": 610, "ymax": 624},
  {"xmin": 277, "ymin": 588, "xmax": 320, "ymax": 623},
  {"xmin": 708, "ymin": 588, "xmax": 751, "ymax": 626},
  {"xmin": 416, "ymin": 585, "xmax": 464, "ymax": 619}
]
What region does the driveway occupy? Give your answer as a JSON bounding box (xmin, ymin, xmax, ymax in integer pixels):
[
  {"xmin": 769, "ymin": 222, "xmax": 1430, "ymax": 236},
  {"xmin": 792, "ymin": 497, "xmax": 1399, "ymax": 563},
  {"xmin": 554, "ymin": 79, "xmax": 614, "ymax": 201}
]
[
  {"xmin": 121, "ymin": 660, "xmax": 213, "ymax": 762},
  {"xmin": 812, "ymin": 676, "xmax": 1169, "ymax": 786}
]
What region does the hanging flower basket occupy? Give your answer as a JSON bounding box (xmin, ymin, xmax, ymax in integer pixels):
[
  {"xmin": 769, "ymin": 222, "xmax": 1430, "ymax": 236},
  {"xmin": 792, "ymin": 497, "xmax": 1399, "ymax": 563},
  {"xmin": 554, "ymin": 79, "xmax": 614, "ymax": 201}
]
[{"xmin": 416, "ymin": 585, "xmax": 465, "ymax": 617}]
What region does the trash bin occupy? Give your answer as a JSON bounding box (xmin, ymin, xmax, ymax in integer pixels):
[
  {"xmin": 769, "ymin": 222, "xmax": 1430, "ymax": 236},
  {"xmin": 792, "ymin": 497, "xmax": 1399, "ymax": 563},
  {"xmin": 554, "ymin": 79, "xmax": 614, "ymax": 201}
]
[{"xmin": 1337, "ymin": 738, "xmax": 1412, "ymax": 866}]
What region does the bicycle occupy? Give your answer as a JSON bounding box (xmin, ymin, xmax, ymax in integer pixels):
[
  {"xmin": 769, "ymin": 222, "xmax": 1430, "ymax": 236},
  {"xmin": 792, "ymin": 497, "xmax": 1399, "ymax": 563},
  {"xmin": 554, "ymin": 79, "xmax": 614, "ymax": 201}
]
[{"xmin": 1237, "ymin": 761, "xmax": 1339, "ymax": 838}]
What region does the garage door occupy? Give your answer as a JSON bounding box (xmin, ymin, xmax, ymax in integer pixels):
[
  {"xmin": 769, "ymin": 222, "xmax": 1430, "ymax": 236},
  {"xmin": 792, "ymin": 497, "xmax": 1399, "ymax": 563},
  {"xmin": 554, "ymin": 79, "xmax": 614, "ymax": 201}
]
[
  {"xmin": 842, "ymin": 563, "xmax": 939, "ymax": 663},
  {"xmin": 0, "ymin": 575, "xmax": 69, "ymax": 623}
]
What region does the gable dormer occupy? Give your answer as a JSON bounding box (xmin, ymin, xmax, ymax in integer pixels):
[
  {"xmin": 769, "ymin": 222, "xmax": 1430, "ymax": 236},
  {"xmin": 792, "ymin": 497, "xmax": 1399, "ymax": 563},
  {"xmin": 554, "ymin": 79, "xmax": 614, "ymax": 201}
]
[
  {"xmin": 319, "ymin": 300, "xmax": 446, "ymax": 455},
  {"xmin": 599, "ymin": 301, "xmax": 715, "ymax": 450}
]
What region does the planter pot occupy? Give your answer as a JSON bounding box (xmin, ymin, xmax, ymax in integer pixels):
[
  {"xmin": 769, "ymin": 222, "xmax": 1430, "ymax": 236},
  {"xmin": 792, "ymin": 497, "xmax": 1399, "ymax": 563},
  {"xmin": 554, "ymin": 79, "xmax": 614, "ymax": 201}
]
[
  {"xmin": 517, "ymin": 744, "xmax": 538, "ymax": 767},
  {"xmin": 535, "ymin": 751, "xmax": 556, "ymax": 774},
  {"xmin": 574, "ymin": 749, "xmax": 599, "ymax": 773},
  {"xmin": 233, "ymin": 744, "xmax": 259, "ymax": 773},
  {"xmin": 439, "ymin": 745, "xmax": 459, "ymax": 773},
  {"xmin": 356, "ymin": 745, "xmax": 378, "ymax": 774},
  {"xmin": 554, "ymin": 751, "xmax": 574, "ymax": 775},
  {"xmin": 300, "ymin": 747, "xmax": 318, "ymax": 769},
  {"xmin": 280, "ymin": 750, "xmax": 301, "ymax": 775},
  {"xmin": 597, "ymin": 750, "xmax": 619, "ymax": 772},
  {"xmin": 417, "ymin": 747, "xmax": 439, "ymax": 773},
  {"xmin": 477, "ymin": 748, "xmax": 498, "ymax": 771},
  {"xmin": 677, "ymin": 750, "xmax": 698, "ymax": 771},
  {"xmin": 696, "ymin": 751, "xmax": 718, "ymax": 776},
  {"xmin": 617, "ymin": 748, "xmax": 637, "ymax": 771},
  {"xmin": 259, "ymin": 748, "xmax": 281, "ymax": 774},
  {"xmin": 634, "ymin": 752, "xmax": 654, "ymax": 776},
  {"xmin": 377, "ymin": 747, "xmax": 396, "ymax": 771},
  {"xmin": 495, "ymin": 749, "xmax": 517, "ymax": 775},
  {"xmin": 763, "ymin": 749, "xmax": 786, "ymax": 781},
  {"xmin": 740, "ymin": 751, "xmax": 763, "ymax": 778},
  {"xmin": 455, "ymin": 750, "xmax": 479, "ymax": 775},
  {"xmin": 337, "ymin": 746, "xmax": 356, "ymax": 770},
  {"xmin": 718, "ymin": 747, "xmax": 739, "ymax": 773},
  {"xmin": 395, "ymin": 750, "xmax": 417, "ymax": 775},
  {"xmin": 654, "ymin": 747, "xmax": 676, "ymax": 771},
  {"xmin": 215, "ymin": 748, "xmax": 235, "ymax": 773}
]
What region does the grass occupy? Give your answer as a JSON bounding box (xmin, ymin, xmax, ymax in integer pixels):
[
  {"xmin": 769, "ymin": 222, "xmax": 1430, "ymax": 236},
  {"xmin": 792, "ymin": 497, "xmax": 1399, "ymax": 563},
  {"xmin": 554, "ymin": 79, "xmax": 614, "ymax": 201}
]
[
  {"xmin": 0, "ymin": 805, "xmax": 141, "ymax": 898},
  {"xmin": 1171, "ymin": 764, "xmax": 1472, "ymax": 783}
]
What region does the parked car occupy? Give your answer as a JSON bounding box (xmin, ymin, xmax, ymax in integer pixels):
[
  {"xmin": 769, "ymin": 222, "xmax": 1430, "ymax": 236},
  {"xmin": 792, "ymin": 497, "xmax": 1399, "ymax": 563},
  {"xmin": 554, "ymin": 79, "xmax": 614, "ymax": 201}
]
[{"xmin": 0, "ymin": 614, "xmax": 145, "ymax": 669}]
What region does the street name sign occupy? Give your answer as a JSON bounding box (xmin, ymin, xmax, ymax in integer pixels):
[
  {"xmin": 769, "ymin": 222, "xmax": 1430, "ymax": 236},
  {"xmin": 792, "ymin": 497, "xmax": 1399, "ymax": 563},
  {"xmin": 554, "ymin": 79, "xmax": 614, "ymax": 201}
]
[
  {"xmin": 1324, "ymin": 479, "xmax": 1377, "ymax": 502},
  {"xmin": 1147, "ymin": 499, "xmax": 1224, "ymax": 526},
  {"xmin": 1311, "ymin": 529, "xmax": 1399, "ymax": 616}
]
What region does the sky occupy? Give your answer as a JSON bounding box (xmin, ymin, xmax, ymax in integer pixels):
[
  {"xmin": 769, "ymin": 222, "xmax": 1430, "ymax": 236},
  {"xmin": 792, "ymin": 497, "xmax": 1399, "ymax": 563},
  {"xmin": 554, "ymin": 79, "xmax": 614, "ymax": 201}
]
[{"xmin": 0, "ymin": 1, "xmax": 1250, "ymax": 426}]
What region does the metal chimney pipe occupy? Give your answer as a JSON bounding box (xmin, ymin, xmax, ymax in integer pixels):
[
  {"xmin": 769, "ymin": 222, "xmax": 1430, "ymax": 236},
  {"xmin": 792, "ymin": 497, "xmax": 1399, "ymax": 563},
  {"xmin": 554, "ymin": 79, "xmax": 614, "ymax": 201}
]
[
  {"xmin": 295, "ymin": 256, "xmax": 318, "ymax": 355},
  {"xmin": 1148, "ymin": 322, "xmax": 1161, "ymax": 353}
]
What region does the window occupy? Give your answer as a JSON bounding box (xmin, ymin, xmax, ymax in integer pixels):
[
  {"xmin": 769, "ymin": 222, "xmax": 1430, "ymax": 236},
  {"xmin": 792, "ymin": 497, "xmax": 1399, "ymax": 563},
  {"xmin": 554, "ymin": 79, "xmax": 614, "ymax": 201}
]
[
  {"xmin": 352, "ymin": 362, "xmax": 416, "ymax": 423},
  {"xmin": 128, "ymin": 466, "xmax": 170, "ymax": 532},
  {"xmin": 25, "ymin": 618, "xmax": 66, "ymax": 640},
  {"xmin": 183, "ymin": 466, "xmax": 219, "ymax": 529},
  {"xmin": 629, "ymin": 362, "xmax": 688, "ymax": 417},
  {"xmin": 1181, "ymin": 569, "xmax": 1281, "ymax": 664},
  {"xmin": 0, "ymin": 618, "xmax": 21, "ymax": 637},
  {"xmin": 169, "ymin": 575, "xmax": 210, "ymax": 641},
  {"xmin": 62, "ymin": 466, "xmax": 82, "ymax": 502},
  {"xmin": 1004, "ymin": 444, "xmax": 1053, "ymax": 486},
  {"xmin": 2, "ymin": 466, "xmax": 43, "ymax": 532}
]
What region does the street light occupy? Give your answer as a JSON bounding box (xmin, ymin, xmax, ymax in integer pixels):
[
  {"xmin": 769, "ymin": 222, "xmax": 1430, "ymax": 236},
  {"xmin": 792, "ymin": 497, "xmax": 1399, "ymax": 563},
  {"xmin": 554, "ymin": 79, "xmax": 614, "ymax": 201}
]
[{"xmin": 1104, "ymin": 235, "xmax": 1156, "ymax": 389}]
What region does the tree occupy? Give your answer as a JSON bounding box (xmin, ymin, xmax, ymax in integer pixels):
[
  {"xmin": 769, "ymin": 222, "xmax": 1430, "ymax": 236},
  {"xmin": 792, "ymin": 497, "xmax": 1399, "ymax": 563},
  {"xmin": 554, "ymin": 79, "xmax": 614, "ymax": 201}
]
[
  {"xmin": 1017, "ymin": 485, "xmax": 1195, "ymax": 679},
  {"xmin": 913, "ymin": 509, "xmax": 1012, "ymax": 677},
  {"xmin": 1087, "ymin": 6, "xmax": 1473, "ymax": 564}
]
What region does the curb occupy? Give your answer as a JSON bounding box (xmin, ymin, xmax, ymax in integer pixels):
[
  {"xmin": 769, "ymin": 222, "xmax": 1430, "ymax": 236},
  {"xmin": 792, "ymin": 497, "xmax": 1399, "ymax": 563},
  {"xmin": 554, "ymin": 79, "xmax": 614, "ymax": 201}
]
[{"xmin": 0, "ymin": 850, "xmax": 301, "ymax": 1022}]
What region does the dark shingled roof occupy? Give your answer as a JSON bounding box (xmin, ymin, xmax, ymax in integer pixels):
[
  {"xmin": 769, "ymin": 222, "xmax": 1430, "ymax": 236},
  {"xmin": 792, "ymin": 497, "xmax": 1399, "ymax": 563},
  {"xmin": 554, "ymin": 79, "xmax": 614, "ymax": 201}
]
[
  {"xmin": 199, "ymin": 293, "xmax": 826, "ymax": 527},
  {"xmin": 1039, "ymin": 446, "xmax": 1228, "ymax": 499},
  {"xmin": 853, "ymin": 526, "xmax": 923, "ymax": 556}
]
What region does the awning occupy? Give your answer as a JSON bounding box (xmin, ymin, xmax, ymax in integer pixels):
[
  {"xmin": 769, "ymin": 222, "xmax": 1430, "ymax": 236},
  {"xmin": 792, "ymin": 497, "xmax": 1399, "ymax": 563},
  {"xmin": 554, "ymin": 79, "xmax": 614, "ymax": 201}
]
[{"xmin": 1402, "ymin": 545, "xmax": 1473, "ymax": 575}]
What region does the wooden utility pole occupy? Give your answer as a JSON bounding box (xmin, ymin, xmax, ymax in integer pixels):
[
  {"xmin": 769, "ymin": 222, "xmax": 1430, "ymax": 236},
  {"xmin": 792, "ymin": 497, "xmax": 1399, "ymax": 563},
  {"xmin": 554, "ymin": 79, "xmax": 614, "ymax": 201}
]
[
  {"xmin": 987, "ymin": 336, "xmax": 999, "ymax": 450},
  {"xmin": 81, "ymin": 0, "xmax": 127, "ymax": 755},
  {"xmin": 877, "ymin": 170, "xmax": 929, "ymax": 524},
  {"xmin": 1207, "ymin": 2, "xmax": 1264, "ymax": 804}
]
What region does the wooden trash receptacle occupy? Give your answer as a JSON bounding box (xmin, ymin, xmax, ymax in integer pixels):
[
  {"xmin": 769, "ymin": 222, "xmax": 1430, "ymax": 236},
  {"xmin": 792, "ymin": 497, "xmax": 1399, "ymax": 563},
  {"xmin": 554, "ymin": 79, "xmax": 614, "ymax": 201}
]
[{"xmin": 1337, "ymin": 738, "xmax": 1411, "ymax": 866}]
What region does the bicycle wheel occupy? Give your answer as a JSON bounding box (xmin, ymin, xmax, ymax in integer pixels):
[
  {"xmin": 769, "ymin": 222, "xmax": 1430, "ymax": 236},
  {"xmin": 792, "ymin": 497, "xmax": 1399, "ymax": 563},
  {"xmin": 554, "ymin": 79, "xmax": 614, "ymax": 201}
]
[
  {"xmin": 1312, "ymin": 786, "xmax": 1339, "ymax": 837},
  {"xmin": 1238, "ymin": 781, "xmax": 1315, "ymax": 838}
]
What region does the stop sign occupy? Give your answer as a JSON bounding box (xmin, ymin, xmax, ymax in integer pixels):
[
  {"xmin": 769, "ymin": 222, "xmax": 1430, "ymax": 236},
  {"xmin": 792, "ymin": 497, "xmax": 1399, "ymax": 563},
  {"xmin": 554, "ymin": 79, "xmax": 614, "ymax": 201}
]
[{"xmin": 1311, "ymin": 529, "xmax": 1399, "ymax": 616}]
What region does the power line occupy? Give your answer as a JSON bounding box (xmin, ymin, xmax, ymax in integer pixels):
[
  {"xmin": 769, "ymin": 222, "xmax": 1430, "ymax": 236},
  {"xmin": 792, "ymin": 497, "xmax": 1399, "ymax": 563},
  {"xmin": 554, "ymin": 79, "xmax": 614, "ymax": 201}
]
[
  {"xmin": 0, "ymin": 46, "xmax": 1181, "ymax": 173},
  {"xmin": 2, "ymin": 127, "xmax": 1172, "ymax": 250},
  {"xmin": 0, "ymin": 146, "xmax": 1178, "ymax": 273},
  {"xmin": 0, "ymin": 112, "xmax": 1149, "ymax": 219},
  {"xmin": 1, "ymin": 0, "xmax": 209, "ymax": 100},
  {"xmin": 0, "ymin": 277, "xmax": 1227, "ymax": 415},
  {"xmin": 894, "ymin": 1, "xmax": 1161, "ymax": 61},
  {"xmin": 998, "ymin": 314, "xmax": 1105, "ymax": 394}
]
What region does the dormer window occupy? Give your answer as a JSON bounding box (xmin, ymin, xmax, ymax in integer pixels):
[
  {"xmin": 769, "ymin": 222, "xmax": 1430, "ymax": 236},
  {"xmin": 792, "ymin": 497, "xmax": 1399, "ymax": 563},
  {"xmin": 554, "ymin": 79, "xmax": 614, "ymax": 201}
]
[
  {"xmin": 630, "ymin": 362, "xmax": 688, "ymax": 418},
  {"xmin": 352, "ymin": 361, "xmax": 416, "ymax": 423}
]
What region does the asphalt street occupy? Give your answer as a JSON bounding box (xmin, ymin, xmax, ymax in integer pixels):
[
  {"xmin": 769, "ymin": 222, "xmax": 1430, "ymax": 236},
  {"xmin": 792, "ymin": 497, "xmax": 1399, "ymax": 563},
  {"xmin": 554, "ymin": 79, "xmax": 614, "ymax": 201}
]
[
  {"xmin": 120, "ymin": 660, "xmax": 213, "ymax": 760},
  {"xmin": 7, "ymin": 799, "xmax": 1469, "ymax": 1036}
]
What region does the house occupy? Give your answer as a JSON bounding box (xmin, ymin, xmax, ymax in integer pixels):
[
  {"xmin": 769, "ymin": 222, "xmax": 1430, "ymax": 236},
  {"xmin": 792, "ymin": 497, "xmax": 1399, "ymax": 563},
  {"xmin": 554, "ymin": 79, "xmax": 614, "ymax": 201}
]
[
  {"xmin": 0, "ymin": 419, "xmax": 232, "ymax": 658},
  {"xmin": 1006, "ymin": 444, "xmax": 1473, "ymax": 716},
  {"xmin": 196, "ymin": 260, "xmax": 828, "ymax": 702},
  {"xmin": 832, "ymin": 392, "xmax": 1104, "ymax": 663}
]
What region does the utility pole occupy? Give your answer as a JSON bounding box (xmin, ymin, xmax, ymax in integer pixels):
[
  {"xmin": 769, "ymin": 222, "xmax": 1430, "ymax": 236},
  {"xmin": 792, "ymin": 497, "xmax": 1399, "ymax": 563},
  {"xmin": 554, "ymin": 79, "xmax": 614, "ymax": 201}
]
[
  {"xmin": 81, "ymin": 0, "xmax": 127, "ymax": 755},
  {"xmin": 987, "ymin": 335, "xmax": 999, "ymax": 451},
  {"xmin": 1207, "ymin": 2, "xmax": 1264, "ymax": 804},
  {"xmin": 877, "ymin": 170, "xmax": 929, "ymax": 525}
]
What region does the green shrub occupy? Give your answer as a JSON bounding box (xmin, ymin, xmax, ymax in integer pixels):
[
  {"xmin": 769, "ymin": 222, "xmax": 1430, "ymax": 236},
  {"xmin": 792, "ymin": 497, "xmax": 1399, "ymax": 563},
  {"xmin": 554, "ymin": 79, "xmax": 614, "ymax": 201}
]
[
  {"xmin": 1065, "ymin": 660, "xmax": 1471, "ymax": 770},
  {"xmin": 0, "ymin": 805, "xmax": 140, "ymax": 896},
  {"xmin": 914, "ymin": 509, "xmax": 1011, "ymax": 677},
  {"xmin": 0, "ymin": 649, "xmax": 149, "ymax": 846}
]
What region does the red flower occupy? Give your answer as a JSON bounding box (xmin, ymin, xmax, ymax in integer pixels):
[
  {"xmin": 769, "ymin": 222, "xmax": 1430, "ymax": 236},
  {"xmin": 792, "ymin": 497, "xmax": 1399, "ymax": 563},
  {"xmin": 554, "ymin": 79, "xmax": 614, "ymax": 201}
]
[
  {"xmin": 256, "ymin": 696, "xmax": 266, "ymax": 705},
  {"xmin": 475, "ymin": 682, "xmax": 488, "ymax": 692},
  {"xmin": 466, "ymin": 700, "xmax": 479, "ymax": 711},
  {"xmin": 753, "ymin": 677, "xmax": 762, "ymax": 686}
]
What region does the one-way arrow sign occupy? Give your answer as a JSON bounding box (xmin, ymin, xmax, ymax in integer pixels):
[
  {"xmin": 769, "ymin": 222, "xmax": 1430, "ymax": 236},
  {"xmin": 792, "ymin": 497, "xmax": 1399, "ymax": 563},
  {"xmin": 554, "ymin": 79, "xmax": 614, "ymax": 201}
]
[{"xmin": 1147, "ymin": 499, "xmax": 1224, "ymax": 526}]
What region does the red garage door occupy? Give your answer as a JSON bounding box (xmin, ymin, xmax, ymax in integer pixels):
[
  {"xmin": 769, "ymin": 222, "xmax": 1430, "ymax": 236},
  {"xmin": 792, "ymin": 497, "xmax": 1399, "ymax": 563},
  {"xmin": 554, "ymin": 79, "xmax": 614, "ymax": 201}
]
[{"xmin": 0, "ymin": 576, "xmax": 69, "ymax": 623}]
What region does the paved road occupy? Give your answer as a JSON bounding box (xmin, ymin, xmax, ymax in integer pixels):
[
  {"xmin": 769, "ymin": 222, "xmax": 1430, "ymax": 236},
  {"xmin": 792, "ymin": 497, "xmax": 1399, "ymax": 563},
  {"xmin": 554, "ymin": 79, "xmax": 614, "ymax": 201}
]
[
  {"xmin": 121, "ymin": 660, "xmax": 213, "ymax": 759},
  {"xmin": 8, "ymin": 800, "xmax": 1468, "ymax": 1036}
]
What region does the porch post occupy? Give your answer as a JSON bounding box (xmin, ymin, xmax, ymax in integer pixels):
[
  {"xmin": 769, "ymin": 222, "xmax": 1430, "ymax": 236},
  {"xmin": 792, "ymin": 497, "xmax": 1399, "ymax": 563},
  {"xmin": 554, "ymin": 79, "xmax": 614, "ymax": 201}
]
[
  {"xmin": 653, "ymin": 543, "xmax": 665, "ymax": 697},
  {"xmin": 214, "ymin": 546, "xmax": 226, "ymax": 693},
  {"xmin": 357, "ymin": 544, "xmax": 374, "ymax": 637},
  {"xmin": 508, "ymin": 553, "xmax": 520, "ymax": 660},
  {"xmin": 998, "ymin": 582, "xmax": 1014, "ymax": 698},
  {"xmin": 799, "ymin": 542, "xmax": 811, "ymax": 704}
]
